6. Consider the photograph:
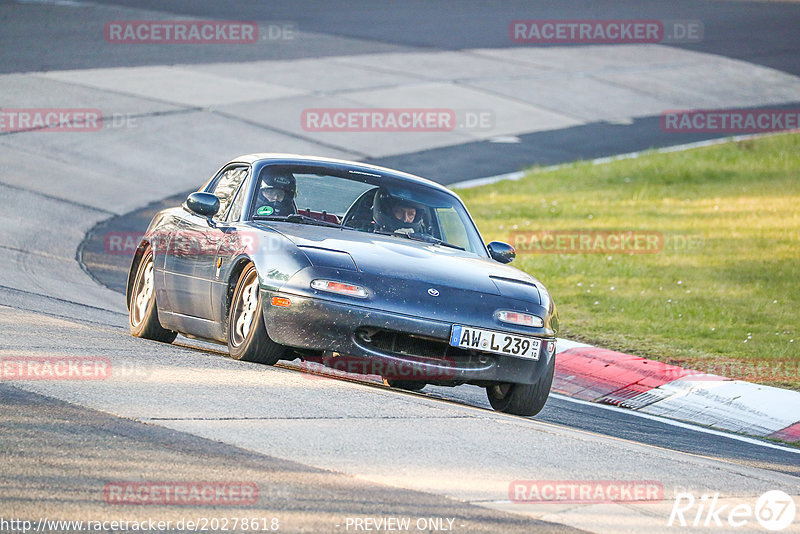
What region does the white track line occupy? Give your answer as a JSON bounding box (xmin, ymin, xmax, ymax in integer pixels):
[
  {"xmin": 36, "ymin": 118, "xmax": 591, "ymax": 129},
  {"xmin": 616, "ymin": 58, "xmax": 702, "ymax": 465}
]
[
  {"xmin": 451, "ymin": 132, "xmax": 800, "ymax": 448},
  {"xmin": 550, "ymin": 393, "xmax": 800, "ymax": 454},
  {"xmin": 283, "ymin": 358, "xmax": 800, "ymax": 454}
]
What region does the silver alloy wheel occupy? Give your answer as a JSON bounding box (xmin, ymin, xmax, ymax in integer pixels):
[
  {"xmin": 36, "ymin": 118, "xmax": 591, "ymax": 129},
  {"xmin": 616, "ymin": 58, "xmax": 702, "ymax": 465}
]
[
  {"xmin": 132, "ymin": 258, "xmax": 154, "ymax": 327},
  {"xmin": 232, "ymin": 271, "xmax": 260, "ymax": 347}
]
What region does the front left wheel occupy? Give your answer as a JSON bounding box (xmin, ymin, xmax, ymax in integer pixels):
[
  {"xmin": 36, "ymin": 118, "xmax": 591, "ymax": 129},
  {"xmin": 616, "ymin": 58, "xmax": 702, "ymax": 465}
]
[
  {"xmin": 227, "ymin": 263, "xmax": 286, "ymax": 365},
  {"xmin": 129, "ymin": 247, "xmax": 177, "ymax": 343}
]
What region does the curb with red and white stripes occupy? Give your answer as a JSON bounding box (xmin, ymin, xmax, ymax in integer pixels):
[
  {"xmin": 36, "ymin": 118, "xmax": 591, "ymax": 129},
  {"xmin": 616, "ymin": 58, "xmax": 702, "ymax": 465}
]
[
  {"xmin": 446, "ymin": 138, "xmax": 800, "ymax": 446},
  {"xmin": 552, "ymin": 339, "xmax": 800, "ymax": 444},
  {"xmin": 293, "ymin": 336, "xmax": 800, "ymax": 445},
  {"xmin": 294, "ymin": 139, "xmax": 800, "ymax": 444}
]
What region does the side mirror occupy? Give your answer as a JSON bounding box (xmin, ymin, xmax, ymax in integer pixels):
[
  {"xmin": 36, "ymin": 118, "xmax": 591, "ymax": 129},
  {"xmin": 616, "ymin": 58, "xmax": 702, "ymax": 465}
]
[
  {"xmin": 487, "ymin": 241, "xmax": 516, "ymax": 264},
  {"xmin": 186, "ymin": 192, "xmax": 220, "ymax": 218}
]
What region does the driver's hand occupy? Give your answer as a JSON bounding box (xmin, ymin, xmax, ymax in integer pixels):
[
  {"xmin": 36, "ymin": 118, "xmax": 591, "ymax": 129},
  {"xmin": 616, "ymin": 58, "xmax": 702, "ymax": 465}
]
[{"xmin": 394, "ymin": 227, "xmax": 414, "ymax": 235}]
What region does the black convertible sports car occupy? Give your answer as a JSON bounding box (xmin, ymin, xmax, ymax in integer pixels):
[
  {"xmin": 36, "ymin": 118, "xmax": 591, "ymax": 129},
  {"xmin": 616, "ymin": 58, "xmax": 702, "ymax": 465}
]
[{"xmin": 127, "ymin": 154, "xmax": 559, "ymax": 415}]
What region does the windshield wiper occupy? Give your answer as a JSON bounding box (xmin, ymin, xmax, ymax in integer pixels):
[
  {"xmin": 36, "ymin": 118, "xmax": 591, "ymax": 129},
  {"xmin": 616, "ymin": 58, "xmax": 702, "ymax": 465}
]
[
  {"xmin": 373, "ymin": 230, "xmax": 465, "ymax": 250},
  {"xmin": 408, "ymin": 234, "xmax": 465, "ymax": 250},
  {"xmin": 253, "ymin": 213, "xmax": 343, "ymax": 228}
]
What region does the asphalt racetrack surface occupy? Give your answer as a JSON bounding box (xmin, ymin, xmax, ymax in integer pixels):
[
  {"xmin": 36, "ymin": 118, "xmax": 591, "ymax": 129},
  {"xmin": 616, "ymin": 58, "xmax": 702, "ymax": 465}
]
[{"xmin": 1, "ymin": 1, "xmax": 799, "ymax": 532}]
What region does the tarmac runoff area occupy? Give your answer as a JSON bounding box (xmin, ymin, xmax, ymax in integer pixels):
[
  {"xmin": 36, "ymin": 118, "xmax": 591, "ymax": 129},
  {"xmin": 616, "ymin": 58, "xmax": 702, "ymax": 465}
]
[{"xmin": 1, "ymin": 2, "xmax": 800, "ymax": 531}]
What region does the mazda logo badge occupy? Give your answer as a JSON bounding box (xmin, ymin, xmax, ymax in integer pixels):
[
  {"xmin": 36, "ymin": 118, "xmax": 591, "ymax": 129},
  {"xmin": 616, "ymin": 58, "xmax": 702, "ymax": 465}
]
[{"xmin": 428, "ymin": 288, "xmax": 440, "ymax": 297}]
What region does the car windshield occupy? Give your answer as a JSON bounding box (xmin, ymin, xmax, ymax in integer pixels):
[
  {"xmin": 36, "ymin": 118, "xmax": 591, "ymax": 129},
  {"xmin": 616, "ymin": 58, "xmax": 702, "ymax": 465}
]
[{"xmin": 250, "ymin": 164, "xmax": 487, "ymax": 255}]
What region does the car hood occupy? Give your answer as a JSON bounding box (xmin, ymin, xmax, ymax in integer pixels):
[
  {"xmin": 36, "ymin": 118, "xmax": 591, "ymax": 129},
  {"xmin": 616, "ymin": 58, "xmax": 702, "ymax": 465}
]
[{"xmin": 261, "ymin": 223, "xmax": 543, "ymax": 301}]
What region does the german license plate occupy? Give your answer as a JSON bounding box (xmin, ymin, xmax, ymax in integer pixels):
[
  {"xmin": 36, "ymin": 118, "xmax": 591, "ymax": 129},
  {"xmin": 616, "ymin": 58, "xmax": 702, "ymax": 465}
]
[{"xmin": 449, "ymin": 325, "xmax": 541, "ymax": 360}]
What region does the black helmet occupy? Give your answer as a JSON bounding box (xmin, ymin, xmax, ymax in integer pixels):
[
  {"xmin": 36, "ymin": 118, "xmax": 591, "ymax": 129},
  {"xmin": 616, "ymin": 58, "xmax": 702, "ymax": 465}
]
[
  {"xmin": 256, "ymin": 168, "xmax": 296, "ymax": 216},
  {"xmin": 260, "ymin": 168, "xmax": 296, "ymax": 197},
  {"xmin": 372, "ymin": 188, "xmax": 424, "ymax": 234}
]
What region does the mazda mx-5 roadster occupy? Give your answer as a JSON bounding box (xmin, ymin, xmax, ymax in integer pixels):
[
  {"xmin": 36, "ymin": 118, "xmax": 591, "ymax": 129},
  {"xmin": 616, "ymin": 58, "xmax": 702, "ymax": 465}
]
[{"xmin": 126, "ymin": 154, "xmax": 559, "ymax": 416}]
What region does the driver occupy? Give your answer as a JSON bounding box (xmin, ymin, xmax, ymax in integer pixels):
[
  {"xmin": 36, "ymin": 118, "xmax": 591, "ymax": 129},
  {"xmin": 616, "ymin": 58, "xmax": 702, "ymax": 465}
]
[
  {"xmin": 255, "ymin": 168, "xmax": 296, "ymax": 216},
  {"xmin": 372, "ymin": 188, "xmax": 425, "ymax": 234}
]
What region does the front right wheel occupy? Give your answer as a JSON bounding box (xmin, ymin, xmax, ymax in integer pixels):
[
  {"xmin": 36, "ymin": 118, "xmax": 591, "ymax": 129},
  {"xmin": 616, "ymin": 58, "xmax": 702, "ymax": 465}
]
[
  {"xmin": 227, "ymin": 263, "xmax": 286, "ymax": 365},
  {"xmin": 384, "ymin": 379, "xmax": 426, "ymax": 391},
  {"xmin": 486, "ymin": 356, "xmax": 554, "ymax": 416}
]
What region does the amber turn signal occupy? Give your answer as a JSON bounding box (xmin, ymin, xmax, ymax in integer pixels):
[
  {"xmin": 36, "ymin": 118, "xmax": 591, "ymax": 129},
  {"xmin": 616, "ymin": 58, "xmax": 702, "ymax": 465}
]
[{"xmin": 270, "ymin": 296, "xmax": 291, "ymax": 307}]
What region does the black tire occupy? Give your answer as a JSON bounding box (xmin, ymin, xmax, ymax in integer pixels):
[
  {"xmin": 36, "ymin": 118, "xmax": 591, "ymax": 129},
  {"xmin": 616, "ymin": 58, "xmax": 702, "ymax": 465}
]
[
  {"xmin": 486, "ymin": 356, "xmax": 554, "ymax": 416},
  {"xmin": 227, "ymin": 263, "xmax": 286, "ymax": 365},
  {"xmin": 129, "ymin": 248, "xmax": 177, "ymax": 343},
  {"xmin": 385, "ymin": 379, "xmax": 426, "ymax": 391}
]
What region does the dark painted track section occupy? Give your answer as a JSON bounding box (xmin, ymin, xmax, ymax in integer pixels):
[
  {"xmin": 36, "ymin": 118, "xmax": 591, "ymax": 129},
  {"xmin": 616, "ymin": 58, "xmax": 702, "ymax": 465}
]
[
  {"xmin": 3, "ymin": 1, "xmax": 799, "ymax": 184},
  {"xmin": 369, "ymin": 104, "xmax": 800, "ymax": 184},
  {"xmin": 7, "ymin": 0, "xmax": 799, "ymax": 76},
  {"xmin": 80, "ymin": 191, "xmax": 188, "ymax": 294}
]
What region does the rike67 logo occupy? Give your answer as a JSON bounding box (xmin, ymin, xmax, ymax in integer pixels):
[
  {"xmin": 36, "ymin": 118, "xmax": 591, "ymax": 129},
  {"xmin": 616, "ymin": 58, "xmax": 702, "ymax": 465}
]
[{"xmin": 668, "ymin": 490, "xmax": 796, "ymax": 531}]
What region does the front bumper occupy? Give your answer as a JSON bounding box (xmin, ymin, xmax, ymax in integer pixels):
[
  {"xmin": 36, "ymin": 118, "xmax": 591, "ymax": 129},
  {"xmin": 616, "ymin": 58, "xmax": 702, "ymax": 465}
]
[{"xmin": 262, "ymin": 290, "xmax": 555, "ymax": 385}]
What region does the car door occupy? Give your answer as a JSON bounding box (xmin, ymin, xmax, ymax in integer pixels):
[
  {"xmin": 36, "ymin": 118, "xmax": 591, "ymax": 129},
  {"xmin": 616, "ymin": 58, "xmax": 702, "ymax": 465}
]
[
  {"xmin": 162, "ymin": 165, "xmax": 250, "ymax": 321},
  {"xmin": 208, "ymin": 170, "xmax": 255, "ymax": 324}
]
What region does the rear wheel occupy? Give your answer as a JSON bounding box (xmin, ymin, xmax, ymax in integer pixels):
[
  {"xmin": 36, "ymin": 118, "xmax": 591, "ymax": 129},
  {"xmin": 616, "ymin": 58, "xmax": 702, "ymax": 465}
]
[
  {"xmin": 129, "ymin": 248, "xmax": 177, "ymax": 343},
  {"xmin": 228, "ymin": 263, "xmax": 286, "ymax": 365},
  {"xmin": 486, "ymin": 356, "xmax": 554, "ymax": 416}
]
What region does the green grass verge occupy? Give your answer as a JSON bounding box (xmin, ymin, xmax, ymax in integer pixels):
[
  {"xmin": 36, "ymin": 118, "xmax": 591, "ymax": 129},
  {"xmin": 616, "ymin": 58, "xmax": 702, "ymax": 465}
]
[{"xmin": 457, "ymin": 133, "xmax": 800, "ymax": 390}]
